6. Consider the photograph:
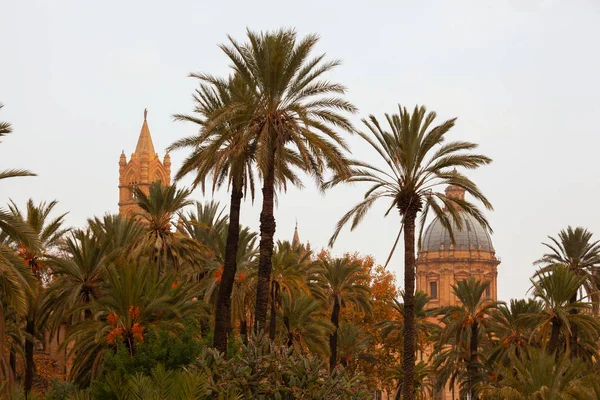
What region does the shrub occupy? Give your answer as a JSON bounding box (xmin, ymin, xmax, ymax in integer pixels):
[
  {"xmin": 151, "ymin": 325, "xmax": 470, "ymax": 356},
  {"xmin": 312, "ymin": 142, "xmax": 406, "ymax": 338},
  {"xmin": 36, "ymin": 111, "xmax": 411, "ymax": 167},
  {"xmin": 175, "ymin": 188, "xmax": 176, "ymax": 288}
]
[
  {"xmin": 44, "ymin": 379, "xmax": 78, "ymax": 400},
  {"xmin": 193, "ymin": 332, "xmax": 370, "ymax": 399},
  {"xmin": 100, "ymin": 319, "xmax": 202, "ymax": 378}
]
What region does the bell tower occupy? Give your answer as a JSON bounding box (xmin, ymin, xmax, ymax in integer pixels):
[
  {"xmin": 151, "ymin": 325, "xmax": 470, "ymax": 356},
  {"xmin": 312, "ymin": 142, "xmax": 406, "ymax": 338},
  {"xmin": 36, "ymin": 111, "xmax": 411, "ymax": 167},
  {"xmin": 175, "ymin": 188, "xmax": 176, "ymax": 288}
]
[{"xmin": 118, "ymin": 109, "xmax": 171, "ymax": 217}]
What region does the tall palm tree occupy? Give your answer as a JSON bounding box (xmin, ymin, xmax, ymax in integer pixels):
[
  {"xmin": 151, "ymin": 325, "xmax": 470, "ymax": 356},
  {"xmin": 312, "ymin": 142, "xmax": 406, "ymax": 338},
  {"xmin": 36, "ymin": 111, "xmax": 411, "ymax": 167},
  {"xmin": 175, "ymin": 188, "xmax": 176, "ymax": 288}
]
[
  {"xmin": 5, "ymin": 199, "xmax": 68, "ymax": 393},
  {"xmin": 0, "ymin": 103, "xmax": 38, "ymax": 385},
  {"xmin": 328, "ymin": 105, "xmax": 492, "ymax": 399},
  {"xmin": 435, "ymin": 278, "xmax": 500, "ymax": 400},
  {"xmin": 212, "ymin": 29, "xmax": 356, "ymax": 333},
  {"xmin": 128, "ymin": 182, "xmax": 205, "ymax": 275},
  {"xmin": 268, "ymin": 240, "xmax": 312, "ymax": 340},
  {"xmin": 316, "ymin": 256, "xmax": 371, "ymax": 370},
  {"xmin": 522, "ymin": 265, "xmax": 600, "ymax": 358},
  {"xmin": 169, "ymin": 75, "xmax": 258, "ymax": 354},
  {"xmin": 0, "ymin": 103, "xmax": 35, "ymax": 181},
  {"xmin": 535, "ymin": 226, "xmax": 600, "ymax": 357}
]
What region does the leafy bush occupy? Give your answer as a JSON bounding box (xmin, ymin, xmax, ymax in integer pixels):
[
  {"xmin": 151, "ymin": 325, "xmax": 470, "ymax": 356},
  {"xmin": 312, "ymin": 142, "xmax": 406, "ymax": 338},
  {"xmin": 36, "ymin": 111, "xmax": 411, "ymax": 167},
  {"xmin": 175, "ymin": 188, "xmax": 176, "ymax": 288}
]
[
  {"xmin": 64, "ymin": 332, "xmax": 369, "ymax": 399},
  {"xmin": 100, "ymin": 319, "xmax": 202, "ymax": 378},
  {"xmin": 44, "ymin": 379, "xmax": 79, "ymax": 400},
  {"xmin": 193, "ymin": 332, "xmax": 370, "ymax": 399}
]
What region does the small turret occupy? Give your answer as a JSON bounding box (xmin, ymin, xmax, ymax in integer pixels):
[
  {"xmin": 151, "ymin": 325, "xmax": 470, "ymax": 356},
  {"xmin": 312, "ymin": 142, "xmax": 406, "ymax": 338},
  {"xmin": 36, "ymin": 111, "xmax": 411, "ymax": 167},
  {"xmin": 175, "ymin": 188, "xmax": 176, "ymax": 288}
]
[
  {"xmin": 164, "ymin": 152, "xmax": 171, "ymax": 181},
  {"xmin": 444, "ymin": 169, "xmax": 466, "ymax": 202},
  {"xmin": 292, "ymin": 219, "xmax": 300, "ymax": 249}
]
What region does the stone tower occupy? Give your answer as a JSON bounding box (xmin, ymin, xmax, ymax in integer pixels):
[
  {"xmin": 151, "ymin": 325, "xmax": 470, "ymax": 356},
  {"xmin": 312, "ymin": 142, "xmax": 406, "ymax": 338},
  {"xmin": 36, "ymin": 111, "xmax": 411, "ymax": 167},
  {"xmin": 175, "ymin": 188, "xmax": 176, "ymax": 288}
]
[
  {"xmin": 416, "ymin": 184, "xmax": 500, "ymax": 309},
  {"xmin": 118, "ymin": 109, "xmax": 171, "ymax": 217}
]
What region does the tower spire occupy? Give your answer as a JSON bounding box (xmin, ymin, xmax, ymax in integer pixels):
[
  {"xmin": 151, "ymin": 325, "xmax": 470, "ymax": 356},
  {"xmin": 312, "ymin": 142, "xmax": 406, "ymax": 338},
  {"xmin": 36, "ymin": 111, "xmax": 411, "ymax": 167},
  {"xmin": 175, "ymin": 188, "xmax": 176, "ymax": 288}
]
[
  {"xmin": 292, "ymin": 218, "xmax": 300, "ymax": 248},
  {"xmin": 134, "ymin": 108, "xmax": 156, "ymax": 157}
]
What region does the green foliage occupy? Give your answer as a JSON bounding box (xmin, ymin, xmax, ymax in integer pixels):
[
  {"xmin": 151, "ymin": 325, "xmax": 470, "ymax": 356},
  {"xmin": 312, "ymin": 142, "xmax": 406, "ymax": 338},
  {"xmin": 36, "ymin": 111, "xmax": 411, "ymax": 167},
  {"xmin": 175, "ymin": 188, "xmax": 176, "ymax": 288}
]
[
  {"xmin": 478, "ymin": 348, "xmax": 595, "ymax": 399},
  {"xmin": 44, "ymin": 379, "xmax": 79, "ymax": 400},
  {"xmin": 193, "ymin": 333, "xmax": 370, "ymax": 399},
  {"xmin": 101, "ymin": 321, "xmax": 203, "ymax": 379},
  {"xmin": 67, "ymin": 334, "xmax": 368, "ymax": 400}
]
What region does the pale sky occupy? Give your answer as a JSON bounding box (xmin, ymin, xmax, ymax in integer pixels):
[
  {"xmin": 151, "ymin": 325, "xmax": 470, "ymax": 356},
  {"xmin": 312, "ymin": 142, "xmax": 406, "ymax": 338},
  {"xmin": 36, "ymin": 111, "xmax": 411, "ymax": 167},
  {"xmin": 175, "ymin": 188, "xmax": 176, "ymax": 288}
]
[{"xmin": 2, "ymin": 1, "xmax": 600, "ymax": 302}]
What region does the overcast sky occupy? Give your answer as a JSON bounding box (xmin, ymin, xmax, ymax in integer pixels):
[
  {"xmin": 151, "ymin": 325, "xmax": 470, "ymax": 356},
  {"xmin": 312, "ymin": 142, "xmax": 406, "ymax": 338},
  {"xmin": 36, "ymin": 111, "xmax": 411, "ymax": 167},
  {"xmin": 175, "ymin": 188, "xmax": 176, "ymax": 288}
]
[{"xmin": 2, "ymin": 1, "xmax": 600, "ymax": 301}]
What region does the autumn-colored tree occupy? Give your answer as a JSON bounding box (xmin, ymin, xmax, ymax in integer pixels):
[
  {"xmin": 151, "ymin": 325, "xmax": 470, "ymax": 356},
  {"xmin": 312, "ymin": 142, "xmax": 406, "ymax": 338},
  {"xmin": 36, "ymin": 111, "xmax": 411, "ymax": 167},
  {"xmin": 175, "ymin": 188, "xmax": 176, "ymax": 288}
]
[{"xmin": 320, "ymin": 251, "xmax": 400, "ymax": 391}]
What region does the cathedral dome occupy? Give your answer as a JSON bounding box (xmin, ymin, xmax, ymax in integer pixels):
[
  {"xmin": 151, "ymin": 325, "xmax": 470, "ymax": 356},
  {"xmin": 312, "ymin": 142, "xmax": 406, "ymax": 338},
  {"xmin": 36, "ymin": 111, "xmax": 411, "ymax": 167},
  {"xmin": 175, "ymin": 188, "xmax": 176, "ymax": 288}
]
[{"xmin": 420, "ymin": 213, "xmax": 494, "ymax": 252}]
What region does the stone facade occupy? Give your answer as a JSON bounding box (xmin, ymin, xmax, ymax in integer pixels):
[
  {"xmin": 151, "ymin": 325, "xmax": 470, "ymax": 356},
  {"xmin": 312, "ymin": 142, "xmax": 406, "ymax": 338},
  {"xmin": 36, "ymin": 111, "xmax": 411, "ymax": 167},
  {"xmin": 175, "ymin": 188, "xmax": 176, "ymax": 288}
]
[
  {"xmin": 416, "ymin": 185, "xmax": 500, "ymax": 309},
  {"xmin": 118, "ymin": 109, "xmax": 171, "ymax": 217}
]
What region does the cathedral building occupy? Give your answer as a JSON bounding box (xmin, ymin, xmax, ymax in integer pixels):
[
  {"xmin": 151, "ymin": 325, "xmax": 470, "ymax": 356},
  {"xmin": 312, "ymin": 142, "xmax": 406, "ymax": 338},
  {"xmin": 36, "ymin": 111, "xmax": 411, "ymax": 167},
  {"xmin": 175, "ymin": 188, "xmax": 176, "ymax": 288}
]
[
  {"xmin": 416, "ymin": 184, "xmax": 499, "ymax": 309},
  {"xmin": 118, "ymin": 109, "xmax": 171, "ymax": 216}
]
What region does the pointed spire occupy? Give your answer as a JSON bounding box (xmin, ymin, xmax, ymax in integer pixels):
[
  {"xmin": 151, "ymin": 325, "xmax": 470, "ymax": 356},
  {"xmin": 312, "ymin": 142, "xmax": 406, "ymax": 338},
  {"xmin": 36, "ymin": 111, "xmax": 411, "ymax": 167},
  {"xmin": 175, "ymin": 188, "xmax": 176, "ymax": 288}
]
[
  {"xmin": 134, "ymin": 108, "xmax": 156, "ymax": 158},
  {"xmin": 292, "ymin": 218, "xmax": 300, "ymax": 248}
]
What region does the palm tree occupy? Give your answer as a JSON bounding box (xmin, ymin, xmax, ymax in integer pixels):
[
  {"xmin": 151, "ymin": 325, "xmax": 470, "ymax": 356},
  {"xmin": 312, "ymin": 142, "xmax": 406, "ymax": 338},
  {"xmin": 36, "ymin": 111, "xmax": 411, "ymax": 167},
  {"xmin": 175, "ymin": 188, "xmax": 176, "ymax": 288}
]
[
  {"xmin": 0, "ymin": 103, "xmax": 38, "ymax": 385},
  {"xmin": 5, "ymin": 199, "xmax": 68, "ymax": 393},
  {"xmin": 87, "ymin": 214, "xmax": 144, "ymax": 262},
  {"xmin": 41, "ymin": 229, "xmax": 107, "ymax": 335},
  {"xmin": 211, "ymin": 29, "xmax": 356, "ymax": 333},
  {"xmin": 386, "ymin": 361, "xmax": 433, "ymax": 400},
  {"xmin": 435, "ymin": 278, "xmax": 500, "ymax": 399},
  {"xmin": 328, "ymin": 105, "xmax": 492, "ymax": 399},
  {"xmin": 122, "ymin": 364, "xmax": 210, "ymax": 400},
  {"xmin": 178, "ymin": 201, "xmax": 228, "ymax": 257},
  {"xmin": 487, "ymin": 298, "xmax": 543, "ymax": 365},
  {"xmin": 522, "ymin": 265, "xmax": 600, "ymax": 358},
  {"xmin": 170, "ymin": 74, "xmax": 258, "ymax": 354},
  {"xmin": 65, "ymin": 263, "xmax": 205, "ymax": 385},
  {"xmin": 0, "ymin": 103, "xmax": 36, "ymax": 181},
  {"xmin": 268, "ymin": 240, "xmax": 312, "ymax": 340},
  {"xmin": 316, "ymin": 256, "xmax": 371, "ymax": 370},
  {"xmin": 336, "ymin": 322, "xmax": 373, "ymax": 369},
  {"xmin": 128, "ymin": 182, "xmax": 205, "ymax": 275},
  {"xmin": 279, "ymin": 293, "xmax": 334, "ymax": 357},
  {"xmin": 535, "ymin": 226, "xmax": 600, "ymax": 357},
  {"xmin": 478, "ymin": 348, "xmax": 593, "ymax": 399},
  {"xmin": 378, "ymin": 291, "xmax": 440, "ymax": 359},
  {"xmin": 179, "ymin": 201, "xmax": 258, "ymax": 340}
]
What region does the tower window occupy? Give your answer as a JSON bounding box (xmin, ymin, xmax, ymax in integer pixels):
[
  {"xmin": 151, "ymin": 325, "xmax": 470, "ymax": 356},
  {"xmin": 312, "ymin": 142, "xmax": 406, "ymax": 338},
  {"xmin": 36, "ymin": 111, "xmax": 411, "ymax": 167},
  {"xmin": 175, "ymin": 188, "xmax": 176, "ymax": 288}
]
[
  {"xmin": 485, "ymin": 285, "xmax": 491, "ymax": 299},
  {"xmin": 429, "ymin": 281, "xmax": 438, "ymax": 299}
]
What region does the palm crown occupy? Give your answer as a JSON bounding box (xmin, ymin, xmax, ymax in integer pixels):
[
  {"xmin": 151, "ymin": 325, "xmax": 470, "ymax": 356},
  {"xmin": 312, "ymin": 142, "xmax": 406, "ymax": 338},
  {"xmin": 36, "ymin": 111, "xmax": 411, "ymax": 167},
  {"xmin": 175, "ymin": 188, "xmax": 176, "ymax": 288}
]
[{"xmin": 329, "ymin": 105, "xmax": 493, "ymax": 247}]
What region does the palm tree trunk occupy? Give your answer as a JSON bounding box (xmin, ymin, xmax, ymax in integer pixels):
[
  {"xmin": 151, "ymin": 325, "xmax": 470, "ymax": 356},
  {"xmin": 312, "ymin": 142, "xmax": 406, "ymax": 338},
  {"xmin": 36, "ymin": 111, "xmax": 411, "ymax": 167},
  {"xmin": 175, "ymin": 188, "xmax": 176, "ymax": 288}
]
[
  {"xmin": 269, "ymin": 283, "xmax": 277, "ymax": 341},
  {"xmin": 24, "ymin": 317, "xmax": 35, "ymax": 394},
  {"xmin": 0, "ymin": 300, "xmax": 12, "ymax": 385},
  {"xmin": 548, "ymin": 316, "xmax": 561, "ymax": 354},
  {"xmin": 401, "ymin": 212, "xmax": 417, "ymax": 400},
  {"xmin": 284, "ymin": 316, "xmax": 293, "ymax": 347},
  {"xmin": 10, "ymin": 348, "xmax": 16, "ymax": 377},
  {"xmin": 569, "ymin": 293, "xmax": 578, "ymax": 358},
  {"xmin": 213, "ymin": 182, "xmax": 243, "ymax": 355},
  {"xmin": 329, "ymin": 297, "xmax": 340, "ymax": 371},
  {"xmin": 240, "ymin": 317, "xmax": 248, "ymax": 345},
  {"xmin": 254, "ymin": 147, "xmax": 277, "ymax": 333},
  {"xmin": 468, "ymin": 322, "xmax": 479, "ymax": 400}
]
